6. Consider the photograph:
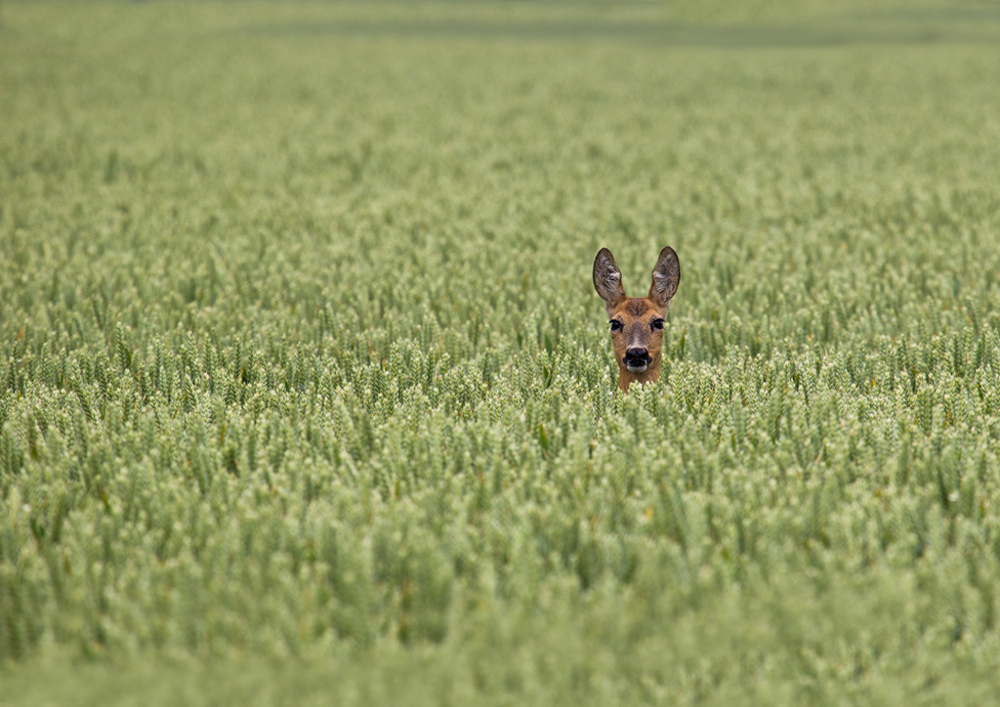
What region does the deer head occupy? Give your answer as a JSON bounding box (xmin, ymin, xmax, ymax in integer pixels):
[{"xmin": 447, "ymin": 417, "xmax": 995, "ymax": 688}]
[{"xmin": 593, "ymin": 247, "xmax": 680, "ymax": 391}]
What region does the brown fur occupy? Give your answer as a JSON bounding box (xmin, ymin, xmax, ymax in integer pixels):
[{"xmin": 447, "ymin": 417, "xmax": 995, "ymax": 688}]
[{"xmin": 593, "ymin": 247, "xmax": 680, "ymax": 391}]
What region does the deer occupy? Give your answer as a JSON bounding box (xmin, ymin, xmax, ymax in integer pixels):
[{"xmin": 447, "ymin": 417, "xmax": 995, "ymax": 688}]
[{"xmin": 593, "ymin": 247, "xmax": 681, "ymax": 392}]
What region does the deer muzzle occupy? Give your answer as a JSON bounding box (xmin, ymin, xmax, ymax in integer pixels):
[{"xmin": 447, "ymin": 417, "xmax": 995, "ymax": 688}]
[{"xmin": 624, "ymin": 347, "xmax": 651, "ymax": 373}]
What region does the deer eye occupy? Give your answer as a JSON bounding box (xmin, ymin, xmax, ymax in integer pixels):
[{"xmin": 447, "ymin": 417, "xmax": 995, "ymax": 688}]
[
  {"xmin": 609, "ymin": 320, "xmax": 623, "ymax": 332},
  {"xmin": 651, "ymin": 319, "xmax": 664, "ymax": 331}
]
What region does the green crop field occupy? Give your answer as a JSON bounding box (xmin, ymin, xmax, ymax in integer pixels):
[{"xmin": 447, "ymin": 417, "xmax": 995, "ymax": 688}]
[{"xmin": 4, "ymin": 1, "xmax": 1000, "ymax": 704}]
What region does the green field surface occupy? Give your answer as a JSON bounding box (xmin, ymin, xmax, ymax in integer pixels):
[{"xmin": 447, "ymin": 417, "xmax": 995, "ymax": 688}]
[{"xmin": 4, "ymin": 1, "xmax": 1000, "ymax": 703}]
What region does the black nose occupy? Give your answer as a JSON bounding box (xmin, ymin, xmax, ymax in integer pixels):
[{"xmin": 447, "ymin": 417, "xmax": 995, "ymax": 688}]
[{"xmin": 625, "ymin": 347, "xmax": 650, "ymax": 365}]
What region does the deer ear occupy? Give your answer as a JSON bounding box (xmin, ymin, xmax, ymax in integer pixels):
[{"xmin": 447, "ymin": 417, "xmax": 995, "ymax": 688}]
[
  {"xmin": 593, "ymin": 248, "xmax": 626, "ymax": 311},
  {"xmin": 648, "ymin": 246, "xmax": 680, "ymax": 310}
]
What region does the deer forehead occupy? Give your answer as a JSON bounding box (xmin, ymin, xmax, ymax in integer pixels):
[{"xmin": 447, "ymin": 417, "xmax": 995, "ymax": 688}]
[{"xmin": 611, "ymin": 298, "xmax": 660, "ymax": 321}]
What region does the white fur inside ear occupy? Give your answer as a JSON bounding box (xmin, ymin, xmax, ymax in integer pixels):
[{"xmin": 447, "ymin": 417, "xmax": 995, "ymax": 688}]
[
  {"xmin": 594, "ymin": 250, "xmax": 626, "ymax": 305},
  {"xmin": 650, "ymin": 252, "xmax": 679, "ymax": 305},
  {"xmin": 652, "ymin": 272, "xmax": 674, "ymax": 298}
]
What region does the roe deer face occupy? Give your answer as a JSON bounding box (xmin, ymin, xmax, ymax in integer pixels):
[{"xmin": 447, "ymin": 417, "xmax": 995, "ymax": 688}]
[{"xmin": 593, "ymin": 247, "xmax": 680, "ymax": 391}]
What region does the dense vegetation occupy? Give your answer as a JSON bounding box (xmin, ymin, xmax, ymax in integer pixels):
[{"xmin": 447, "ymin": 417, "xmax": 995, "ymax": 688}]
[{"xmin": 3, "ymin": 2, "xmax": 1000, "ymax": 703}]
